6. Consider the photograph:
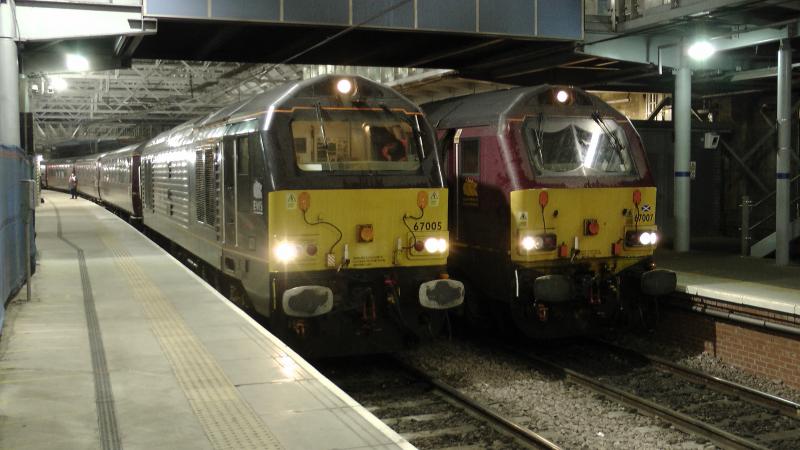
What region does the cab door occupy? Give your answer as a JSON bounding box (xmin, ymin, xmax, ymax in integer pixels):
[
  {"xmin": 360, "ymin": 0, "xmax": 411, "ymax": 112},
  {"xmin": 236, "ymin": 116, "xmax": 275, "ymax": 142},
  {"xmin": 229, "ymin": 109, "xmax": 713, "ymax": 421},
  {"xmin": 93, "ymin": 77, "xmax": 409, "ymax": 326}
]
[{"xmin": 443, "ymin": 129, "xmax": 480, "ymax": 242}]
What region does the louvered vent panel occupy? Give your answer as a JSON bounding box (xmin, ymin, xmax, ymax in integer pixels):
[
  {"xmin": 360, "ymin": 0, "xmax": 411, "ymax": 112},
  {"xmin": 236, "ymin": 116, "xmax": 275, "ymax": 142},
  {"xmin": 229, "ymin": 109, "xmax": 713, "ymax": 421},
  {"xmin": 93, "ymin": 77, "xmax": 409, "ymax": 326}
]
[
  {"xmin": 205, "ymin": 148, "xmax": 217, "ymax": 228},
  {"xmin": 195, "ymin": 150, "xmax": 206, "ymax": 223}
]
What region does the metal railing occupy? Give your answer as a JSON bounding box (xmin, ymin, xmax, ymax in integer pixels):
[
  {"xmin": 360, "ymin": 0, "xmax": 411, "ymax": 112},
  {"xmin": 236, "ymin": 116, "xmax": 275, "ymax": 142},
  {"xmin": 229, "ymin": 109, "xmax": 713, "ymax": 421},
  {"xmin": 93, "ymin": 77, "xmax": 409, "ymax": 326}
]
[{"xmin": 740, "ymin": 174, "xmax": 800, "ymax": 256}]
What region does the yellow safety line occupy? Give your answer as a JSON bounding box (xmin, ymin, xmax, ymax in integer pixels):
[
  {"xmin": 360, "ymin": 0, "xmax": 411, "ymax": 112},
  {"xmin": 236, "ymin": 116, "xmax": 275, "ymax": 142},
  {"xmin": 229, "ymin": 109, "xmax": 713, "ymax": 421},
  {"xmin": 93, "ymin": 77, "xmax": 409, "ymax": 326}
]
[{"xmin": 100, "ymin": 233, "xmax": 283, "ymax": 450}]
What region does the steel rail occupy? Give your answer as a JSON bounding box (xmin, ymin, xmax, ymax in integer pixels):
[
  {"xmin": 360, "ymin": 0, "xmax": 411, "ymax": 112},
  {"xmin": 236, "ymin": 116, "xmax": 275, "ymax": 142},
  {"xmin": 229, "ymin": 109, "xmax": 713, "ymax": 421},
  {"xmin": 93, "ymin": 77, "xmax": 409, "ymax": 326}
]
[
  {"xmin": 392, "ymin": 358, "xmax": 562, "ymax": 450},
  {"xmin": 512, "ymin": 348, "xmax": 770, "ymax": 450},
  {"xmin": 590, "ymin": 339, "xmax": 800, "ymax": 417}
]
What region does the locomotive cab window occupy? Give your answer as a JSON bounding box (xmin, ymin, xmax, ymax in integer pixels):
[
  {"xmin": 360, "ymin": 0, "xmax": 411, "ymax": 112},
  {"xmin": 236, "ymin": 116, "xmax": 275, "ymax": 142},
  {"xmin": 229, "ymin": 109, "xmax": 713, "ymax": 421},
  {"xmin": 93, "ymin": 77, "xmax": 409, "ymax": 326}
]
[
  {"xmin": 524, "ymin": 116, "xmax": 636, "ymax": 177},
  {"xmin": 290, "ymin": 109, "xmax": 423, "ymax": 172}
]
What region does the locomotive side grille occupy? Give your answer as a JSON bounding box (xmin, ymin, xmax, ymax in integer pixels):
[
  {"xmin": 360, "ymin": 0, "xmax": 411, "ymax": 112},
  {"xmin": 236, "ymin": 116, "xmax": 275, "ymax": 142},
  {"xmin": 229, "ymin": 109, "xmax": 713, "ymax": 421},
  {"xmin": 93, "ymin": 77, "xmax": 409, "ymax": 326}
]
[
  {"xmin": 153, "ymin": 156, "xmax": 190, "ymax": 225},
  {"xmin": 211, "ymin": 148, "xmax": 220, "ymax": 240},
  {"xmin": 195, "ymin": 150, "xmax": 206, "ymax": 223},
  {"xmin": 206, "ymin": 148, "xmax": 217, "ymax": 231}
]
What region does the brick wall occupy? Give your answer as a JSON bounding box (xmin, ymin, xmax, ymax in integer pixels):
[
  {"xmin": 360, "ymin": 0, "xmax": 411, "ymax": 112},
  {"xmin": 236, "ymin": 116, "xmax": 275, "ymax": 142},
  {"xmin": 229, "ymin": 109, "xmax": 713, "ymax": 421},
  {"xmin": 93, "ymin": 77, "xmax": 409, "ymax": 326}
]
[{"xmin": 657, "ymin": 307, "xmax": 800, "ymax": 390}]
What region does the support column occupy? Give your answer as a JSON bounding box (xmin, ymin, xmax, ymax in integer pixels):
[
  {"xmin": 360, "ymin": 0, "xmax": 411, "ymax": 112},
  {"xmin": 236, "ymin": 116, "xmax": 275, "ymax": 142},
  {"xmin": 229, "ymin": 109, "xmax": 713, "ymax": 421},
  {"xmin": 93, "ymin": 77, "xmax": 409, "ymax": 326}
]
[
  {"xmin": 0, "ymin": 1, "xmax": 20, "ymax": 149},
  {"xmin": 776, "ymin": 38, "xmax": 791, "ymax": 266},
  {"xmin": 673, "ymin": 42, "xmax": 692, "ymax": 252}
]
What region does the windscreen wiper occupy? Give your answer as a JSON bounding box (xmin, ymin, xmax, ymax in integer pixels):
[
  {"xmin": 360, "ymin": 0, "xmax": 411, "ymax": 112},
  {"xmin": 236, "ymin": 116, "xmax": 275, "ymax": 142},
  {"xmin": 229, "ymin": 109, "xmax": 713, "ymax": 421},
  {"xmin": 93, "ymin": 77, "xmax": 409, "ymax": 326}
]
[
  {"xmin": 315, "ymin": 102, "xmax": 332, "ymax": 170},
  {"xmin": 534, "ymin": 113, "xmax": 545, "ymax": 165},
  {"xmin": 591, "ymin": 111, "xmax": 625, "ymax": 162}
]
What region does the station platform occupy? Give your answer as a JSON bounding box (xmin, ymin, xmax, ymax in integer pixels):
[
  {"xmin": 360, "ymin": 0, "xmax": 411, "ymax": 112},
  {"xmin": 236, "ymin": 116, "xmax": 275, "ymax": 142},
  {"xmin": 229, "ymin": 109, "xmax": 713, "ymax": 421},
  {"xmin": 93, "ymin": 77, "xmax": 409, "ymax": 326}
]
[
  {"xmin": 655, "ymin": 249, "xmax": 800, "ymax": 316},
  {"xmin": 0, "ymin": 192, "xmax": 412, "ymax": 450}
]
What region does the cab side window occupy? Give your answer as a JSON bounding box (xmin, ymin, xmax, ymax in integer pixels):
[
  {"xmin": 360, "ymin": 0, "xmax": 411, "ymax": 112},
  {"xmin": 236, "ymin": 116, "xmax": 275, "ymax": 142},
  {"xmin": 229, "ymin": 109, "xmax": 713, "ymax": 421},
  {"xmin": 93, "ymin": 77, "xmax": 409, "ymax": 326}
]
[{"xmin": 460, "ymin": 138, "xmax": 480, "ymax": 176}]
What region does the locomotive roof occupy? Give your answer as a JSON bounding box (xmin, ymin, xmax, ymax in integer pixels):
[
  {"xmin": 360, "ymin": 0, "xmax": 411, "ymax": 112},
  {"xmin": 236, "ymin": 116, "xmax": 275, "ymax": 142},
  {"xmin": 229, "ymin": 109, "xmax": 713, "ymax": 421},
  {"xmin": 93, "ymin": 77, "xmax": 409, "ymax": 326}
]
[
  {"xmin": 148, "ymin": 74, "xmax": 420, "ymax": 146},
  {"xmin": 423, "ymin": 85, "xmax": 622, "ymax": 129}
]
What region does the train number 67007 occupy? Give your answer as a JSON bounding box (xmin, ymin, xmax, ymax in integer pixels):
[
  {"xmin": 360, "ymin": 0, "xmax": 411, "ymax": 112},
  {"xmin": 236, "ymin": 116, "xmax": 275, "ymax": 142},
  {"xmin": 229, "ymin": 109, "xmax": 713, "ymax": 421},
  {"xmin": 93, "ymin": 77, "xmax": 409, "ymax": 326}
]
[{"xmin": 413, "ymin": 221, "xmax": 443, "ymax": 231}]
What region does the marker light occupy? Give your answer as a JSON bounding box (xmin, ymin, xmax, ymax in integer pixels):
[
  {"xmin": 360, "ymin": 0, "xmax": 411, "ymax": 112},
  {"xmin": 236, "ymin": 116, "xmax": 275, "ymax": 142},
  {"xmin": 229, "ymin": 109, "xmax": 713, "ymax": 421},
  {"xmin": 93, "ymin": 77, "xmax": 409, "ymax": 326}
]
[
  {"xmin": 687, "ymin": 41, "xmax": 715, "ymax": 61},
  {"xmin": 274, "ymin": 241, "xmax": 298, "ymax": 262},
  {"xmin": 65, "ymin": 53, "xmax": 89, "ymax": 72},
  {"xmin": 336, "ymin": 78, "xmax": 353, "ymax": 94},
  {"xmin": 556, "ymin": 90, "xmax": 569, "ymax": 103}
]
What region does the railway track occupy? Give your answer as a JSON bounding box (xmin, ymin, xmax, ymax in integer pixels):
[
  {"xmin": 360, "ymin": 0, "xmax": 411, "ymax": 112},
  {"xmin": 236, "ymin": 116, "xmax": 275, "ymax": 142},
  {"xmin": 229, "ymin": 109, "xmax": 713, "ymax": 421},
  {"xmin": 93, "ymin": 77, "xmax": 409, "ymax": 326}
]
[
  {"xmin": 319, "ymin": 356, "xmax": 560, "ymax": 450},
  {"xmin": 516, "ymin": 339, "xmax": 800, "ymax": 450}
]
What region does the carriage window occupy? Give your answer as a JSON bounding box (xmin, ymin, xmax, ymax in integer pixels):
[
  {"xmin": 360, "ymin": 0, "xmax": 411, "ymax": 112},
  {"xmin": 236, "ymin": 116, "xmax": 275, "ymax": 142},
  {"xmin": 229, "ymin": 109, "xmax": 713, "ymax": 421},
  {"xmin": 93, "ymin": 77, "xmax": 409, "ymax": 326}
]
[
  {"xmin": 524, "ymin": 117, "xmax": 636, "ymax": 177},
  {"xmin": 291, "ymin": 109, "xmax": 422, "ymax": 172},
  {"xmin": 460, "ymin": 139, "xmax": 480, "ymax": 176}
]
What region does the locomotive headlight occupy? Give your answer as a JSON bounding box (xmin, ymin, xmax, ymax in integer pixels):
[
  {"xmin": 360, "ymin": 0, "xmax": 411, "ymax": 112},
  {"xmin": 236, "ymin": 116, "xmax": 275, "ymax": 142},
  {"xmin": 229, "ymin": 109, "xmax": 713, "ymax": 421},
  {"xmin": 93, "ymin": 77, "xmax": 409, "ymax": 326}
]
[
  {"xmin": 423, "ymin": 237, "xmax": 448, "ymax": 254},
  {"xmin": 638, "ymin": 231, "xmax": 658, "ymax": 246},
  {"xmin": 424, "ymin": 238, "xmax": 438, "ymax": 253},
  {"xmin": 521, "ymin": 236, "xmax": 536, "ymax": 251},
  {"xmin": 521, "ymin": 235, "xmax": 544, "ymax": 251},
  {"xmin": 336, "ymin": 78, "xmax": 353, "ymax": 95},
  {"xmin": 556, "ymin": 90, "xmax": 569, "ymax": 103},
  {"xmin": 274, "ymin": 241, "xmax": 298, "ymax": 262}
]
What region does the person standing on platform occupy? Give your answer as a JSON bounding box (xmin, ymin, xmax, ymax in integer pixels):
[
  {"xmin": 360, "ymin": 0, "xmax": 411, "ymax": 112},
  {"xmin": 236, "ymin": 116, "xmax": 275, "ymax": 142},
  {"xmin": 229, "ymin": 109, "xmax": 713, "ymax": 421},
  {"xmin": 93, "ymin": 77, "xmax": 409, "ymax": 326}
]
[{"xmin": 68, "ymin": 172, "xmax": 78, "ymax": 199}]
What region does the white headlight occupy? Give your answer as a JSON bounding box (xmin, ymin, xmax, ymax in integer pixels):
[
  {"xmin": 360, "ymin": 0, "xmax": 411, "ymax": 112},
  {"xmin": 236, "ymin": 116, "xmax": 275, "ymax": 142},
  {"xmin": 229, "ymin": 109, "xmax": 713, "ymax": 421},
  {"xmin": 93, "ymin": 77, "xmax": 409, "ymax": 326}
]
[
  {"xmin": 435, "ymin": 238, "xmax": 448, "ymax": 253},
  {"xmin": 424, "ymin": 237, "xmax": 438, "ymax": 253},
  {"xmin": 521, "ymin": 236, "xmax": 535, "ymax": 251},
  {"xmin": 274, "ymin": 241, "xmax": 298, "ymax": 262},
  {"xmin": 639, "ymin": 232, "xmax": 653, "ymax": 246},
  {"xmin": 336, "ymin": 78, "xmax": 352, "ymax": 94},
  {"xmin": 649, "ymin": 232, "xmax": 658, "ymax": 245}
]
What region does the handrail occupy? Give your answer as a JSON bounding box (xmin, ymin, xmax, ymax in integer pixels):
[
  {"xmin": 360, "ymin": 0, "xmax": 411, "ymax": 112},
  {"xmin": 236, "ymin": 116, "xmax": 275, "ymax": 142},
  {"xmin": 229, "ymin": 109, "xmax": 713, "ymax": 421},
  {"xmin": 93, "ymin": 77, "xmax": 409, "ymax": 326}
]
[
  {"xmin": 741, "ymin": 181, "xmax": 800, "ymax": 256},
  {"xmin": 750, "ymin": 173, "xmax": 800, "ymax": 209}
]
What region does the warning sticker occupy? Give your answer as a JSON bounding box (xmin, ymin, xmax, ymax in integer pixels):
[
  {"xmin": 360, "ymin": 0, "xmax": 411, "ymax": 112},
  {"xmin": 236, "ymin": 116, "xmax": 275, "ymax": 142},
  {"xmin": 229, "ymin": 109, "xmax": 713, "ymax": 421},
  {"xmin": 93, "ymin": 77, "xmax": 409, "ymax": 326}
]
[
  {"xmin": 517, "ymin": 211, "xmax": 529, "ymax": 227},
  {"xmin": 286, "ymin": 192, "xmax": 297, "ymax": 210},
  {"xmin": 429, "ymin": 191, "xmax": 440, "ymax": 207}
]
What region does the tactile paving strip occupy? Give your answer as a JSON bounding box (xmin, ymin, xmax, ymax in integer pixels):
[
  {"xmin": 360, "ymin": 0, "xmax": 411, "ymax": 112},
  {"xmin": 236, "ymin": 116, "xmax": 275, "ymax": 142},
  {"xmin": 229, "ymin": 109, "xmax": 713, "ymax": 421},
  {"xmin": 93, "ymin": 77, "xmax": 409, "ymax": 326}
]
[
  {"xmin": 53, "ymin": 202, "xmax": 122, "ymax": 450},
  {"xmin": 102, "ymin": 235, "xmax": 283, "ymax": 450}
]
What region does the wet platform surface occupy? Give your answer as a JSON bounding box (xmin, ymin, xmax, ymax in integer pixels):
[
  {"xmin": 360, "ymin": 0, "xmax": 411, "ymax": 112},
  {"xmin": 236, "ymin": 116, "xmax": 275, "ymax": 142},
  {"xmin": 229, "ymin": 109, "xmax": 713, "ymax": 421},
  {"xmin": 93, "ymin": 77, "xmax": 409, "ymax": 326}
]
[
  {"xmin": 656, "ymin": 249, "xmax": 800, "ymax": 315},
  {"xmin": 0, "ymin": 191, "xmax": 412, "ymax": 450}
]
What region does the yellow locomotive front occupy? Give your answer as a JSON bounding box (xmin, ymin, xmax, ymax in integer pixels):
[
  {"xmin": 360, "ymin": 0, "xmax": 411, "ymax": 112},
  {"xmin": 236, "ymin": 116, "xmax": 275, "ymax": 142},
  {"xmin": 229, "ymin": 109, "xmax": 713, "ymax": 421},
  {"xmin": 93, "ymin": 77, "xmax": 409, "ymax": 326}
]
[
  {"xmin": 505, "ymin": 91, "xmax": 676, "ymax": 336},
  {"xmin": 425, "ymin": 85, "xmax": 675, "ymax": 339},
  {"xmin": 259, "ymin": 76, "xmax": 463, "ymax": 356}
]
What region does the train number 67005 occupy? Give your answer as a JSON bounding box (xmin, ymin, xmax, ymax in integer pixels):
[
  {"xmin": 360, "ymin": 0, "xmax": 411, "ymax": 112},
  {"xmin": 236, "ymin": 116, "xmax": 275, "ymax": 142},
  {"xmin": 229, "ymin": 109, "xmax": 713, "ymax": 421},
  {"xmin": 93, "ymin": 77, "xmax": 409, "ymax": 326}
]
[{"xmin": 413, "ymin": 221, "xmax": 443, "ymax": 231}]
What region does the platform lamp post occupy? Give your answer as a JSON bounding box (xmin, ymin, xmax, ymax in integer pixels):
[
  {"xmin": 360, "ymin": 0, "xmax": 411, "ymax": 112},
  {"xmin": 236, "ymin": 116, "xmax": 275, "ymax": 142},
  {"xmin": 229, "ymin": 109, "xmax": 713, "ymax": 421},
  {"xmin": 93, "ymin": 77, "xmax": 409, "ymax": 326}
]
[{"xmin": 775, "ymin": 37, "xmax": 791, "ymax": 266}]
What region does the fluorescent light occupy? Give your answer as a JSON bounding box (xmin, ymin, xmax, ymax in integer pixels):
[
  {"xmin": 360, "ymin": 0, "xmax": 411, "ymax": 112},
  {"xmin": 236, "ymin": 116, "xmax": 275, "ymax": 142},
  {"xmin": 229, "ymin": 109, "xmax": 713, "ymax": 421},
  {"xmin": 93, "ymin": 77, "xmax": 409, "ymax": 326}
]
[
  {"xmin": 687, "ymin": 41, "xmax": 715, "ymax": 61},
  {"xmin": 583, "ymin": 131, "xmax": 601, "ymax": 168},
  {"xmin": 49, "ymin": 77, "xmax": 68, "ymax": 92},
  {"xmin": 65, "ymin": 54, "xmax": 89, "ymax": 72}
]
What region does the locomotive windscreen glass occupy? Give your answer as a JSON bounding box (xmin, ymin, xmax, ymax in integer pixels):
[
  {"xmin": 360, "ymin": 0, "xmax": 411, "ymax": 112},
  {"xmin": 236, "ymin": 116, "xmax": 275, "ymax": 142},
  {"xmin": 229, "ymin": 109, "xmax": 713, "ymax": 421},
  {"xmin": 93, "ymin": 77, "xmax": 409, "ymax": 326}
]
[
  {"xmin": 291, "ymin": 109, "xmax": 422, "ymax": 172},
  {"xmin": 524, "ymin": 117, "xmax": 636, "ymax": 177}
]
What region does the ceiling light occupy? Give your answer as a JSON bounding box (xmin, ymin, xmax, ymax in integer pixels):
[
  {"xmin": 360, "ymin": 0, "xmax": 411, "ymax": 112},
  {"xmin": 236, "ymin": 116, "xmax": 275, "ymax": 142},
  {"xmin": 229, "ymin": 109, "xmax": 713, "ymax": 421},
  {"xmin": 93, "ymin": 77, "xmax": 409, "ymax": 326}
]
[
  {"xmin": 687, "ymin": 41, "xmax": 715, "ymax": 61},
  {"xmin": 49, "ymin": 77, "xmax": 68, "ymax": 92},
  {"xmin": 65, "ymin": 53, "xmax": 89, "ymax": 72}
]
